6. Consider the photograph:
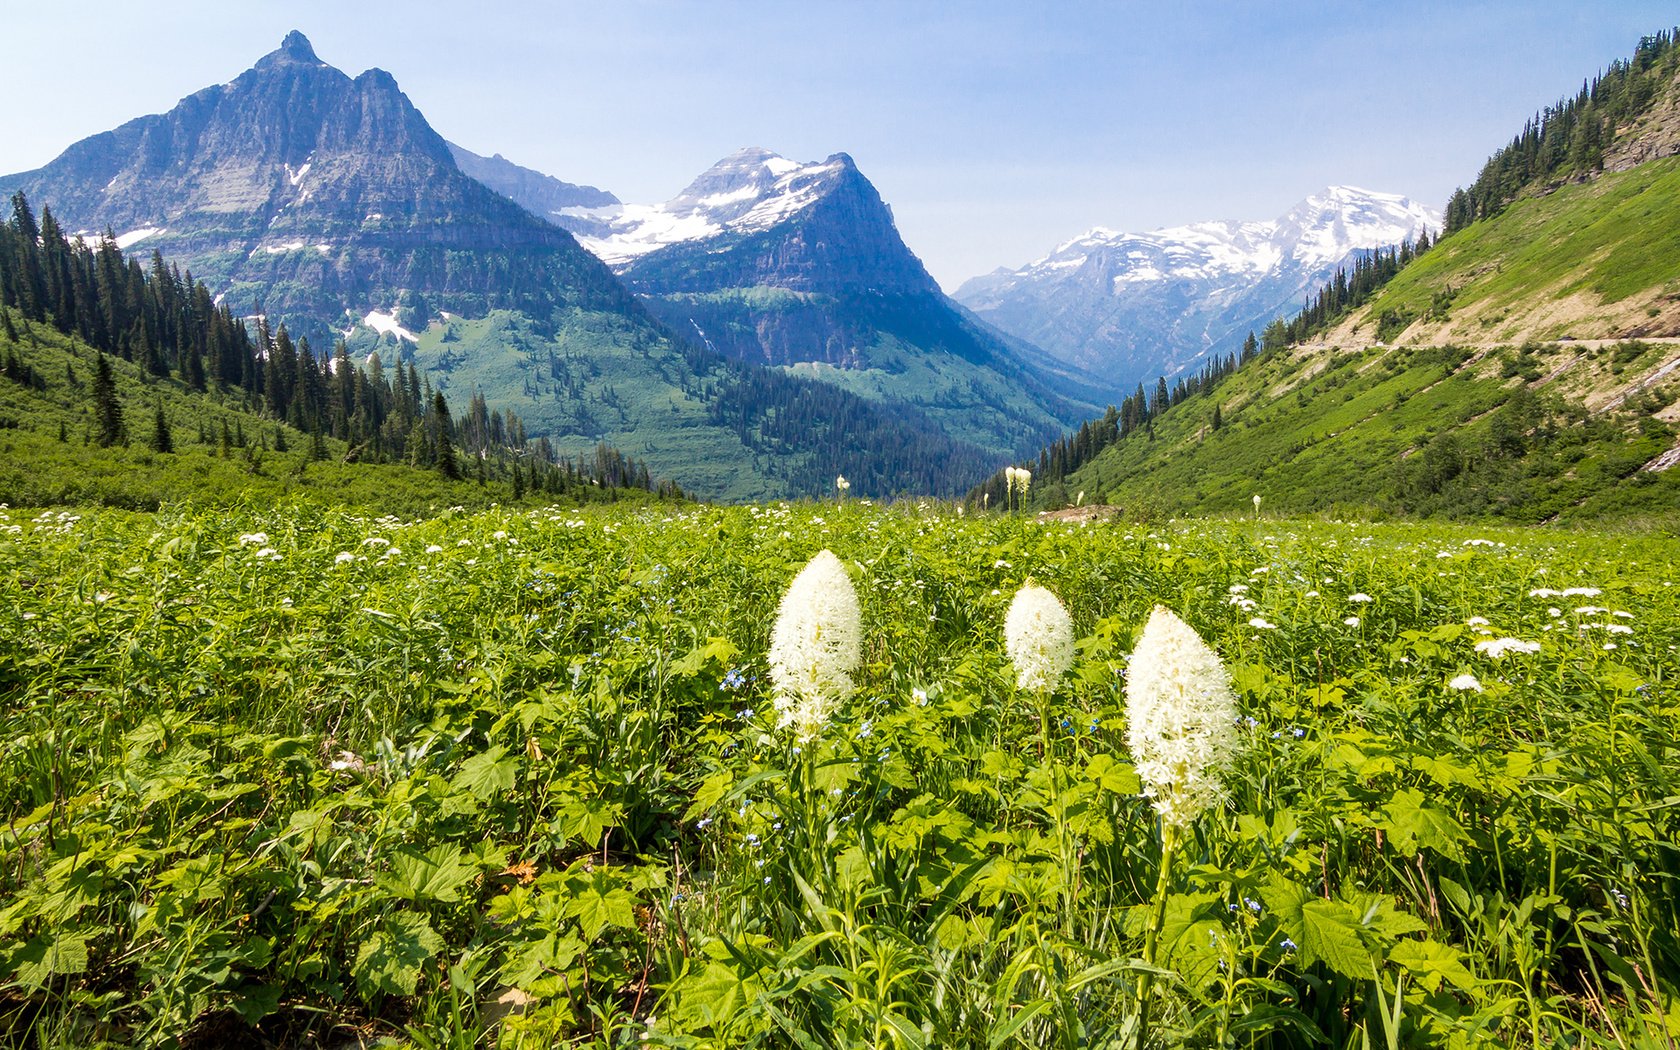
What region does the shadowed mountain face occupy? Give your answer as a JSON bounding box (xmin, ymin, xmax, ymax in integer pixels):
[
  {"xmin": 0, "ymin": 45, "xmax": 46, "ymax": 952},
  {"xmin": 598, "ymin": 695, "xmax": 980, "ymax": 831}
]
[
  {"xmin": 0, "ymin": 34, "xmax": 1027, "ymax": 499},
  {"xmin": 955, "ymin": 187, "xmax": 1440, "ymax": 389},
  {"xmin": 1, "ymin": 31, "xmax": 632, "ymax": 342},
  {"xmin": 550, "ymin": 148, "xmax": 1112, "ymax": 452}
]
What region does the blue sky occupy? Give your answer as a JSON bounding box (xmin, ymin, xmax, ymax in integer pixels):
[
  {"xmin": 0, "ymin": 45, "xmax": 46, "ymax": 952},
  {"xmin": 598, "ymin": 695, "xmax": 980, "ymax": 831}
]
[{"xmin": 4, "ymin": 2, "xmax": 1676, "ymax": 288}]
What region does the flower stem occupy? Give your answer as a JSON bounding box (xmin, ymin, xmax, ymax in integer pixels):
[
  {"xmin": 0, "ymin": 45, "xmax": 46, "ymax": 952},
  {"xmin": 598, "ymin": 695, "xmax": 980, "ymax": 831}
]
[{"xmin": 1135, "ymin": 820, "xmax": 1179, "ymax": 1048}]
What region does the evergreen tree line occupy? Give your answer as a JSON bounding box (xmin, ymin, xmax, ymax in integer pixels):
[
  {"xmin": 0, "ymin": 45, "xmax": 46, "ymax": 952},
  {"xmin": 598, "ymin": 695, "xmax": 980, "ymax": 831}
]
[
  {"xmin": 971, "ymin": 346, "xmax": 1246, "ymax": 507},
  {"xmin": 0, "ymin": 191, "xmax": 670, "ymax": 496},
  {"xmin": 710, "ymin": 368, "xmax": 1002, "ymax": 497},
  {"xmin": 1262, "ymin": 237, "xmax": 1434, "ymax": 349},
  {"xmin": 1443, "ymin": 29, "xmax": 1679, "ymax": 233}
]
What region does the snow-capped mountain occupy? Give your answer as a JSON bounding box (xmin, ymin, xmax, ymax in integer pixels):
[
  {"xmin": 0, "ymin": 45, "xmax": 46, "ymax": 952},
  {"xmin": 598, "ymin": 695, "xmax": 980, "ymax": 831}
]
[
  {"xmin": 551, "ymin": 147, "xmax": 888, "ymax": 273},
  {"xmin": 955, "ymin": 187, "xmax": 1441, "ymax": 387},
  {"xmin": 541, "ymin": 147, "xmax": 1105, "ymax": 456}
]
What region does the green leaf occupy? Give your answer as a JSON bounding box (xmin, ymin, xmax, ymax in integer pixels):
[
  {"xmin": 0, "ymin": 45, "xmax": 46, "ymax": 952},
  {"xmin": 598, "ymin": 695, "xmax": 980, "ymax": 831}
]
[
  {"xmin": 1390, "ymin": 939, "xmax": 1478, "ymax": 992},
  {"xmin": 1083, "ymin": 753, "xmax": 1141, "ymax": 794},
  {"xmin": 354, "ymin": 913, "xmax": 443, "ymax": 999},
  {"xmin": 1298, "ymin": 900, "xmax": 1374, "ymax": 979},
  {"xmin": 451, "ymin": 745, "xmax": 516, "ymax": 800},
  {"xmin": 564, "ymin": 873, "xmax": 637, "ymax": 940},
  {"xmin": 1381, "ymin": 788, "xmax": 1471, "ymax": 861},
  {"xmin": 228, "ymin": 982, "xmax": 283, "ymax": 1025},
  {"xmin": 377, "ymin": 844, "xmax": 480, "ymax": 903},
  {"xmin": 685, "ymin": 770, "xmax": 734, "ymax": 822},
  {"xmin": 6, "ymin": 932, "xmax": 88, "ymax": 989}
]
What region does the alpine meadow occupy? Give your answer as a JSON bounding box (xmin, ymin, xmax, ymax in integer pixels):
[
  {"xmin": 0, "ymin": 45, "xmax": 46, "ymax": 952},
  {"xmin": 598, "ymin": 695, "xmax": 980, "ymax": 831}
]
[{"xmin": 2, "ymin": 10, "xmax": 1679, "ymax": 1050}]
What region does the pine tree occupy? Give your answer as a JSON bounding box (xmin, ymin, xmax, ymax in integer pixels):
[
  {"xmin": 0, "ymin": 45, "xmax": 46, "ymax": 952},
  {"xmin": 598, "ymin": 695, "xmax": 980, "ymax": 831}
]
[
  {"xmin": 1, "ymin": 309, "xmax": 16, "ymax": 343},
  {"xmin": 151, "ymin": 402, "xmax": 173, "ymax": 453},
  {"xmin": 433, "ymin": 391, "xmax": 460, "ymax": 480},
  {"xmin": 512, "ymin": 460, "xmax": 526, "ymax": 500},
  {"xmin": 92, "ymin": 353, "xmax": 124, "ymax": 447}
]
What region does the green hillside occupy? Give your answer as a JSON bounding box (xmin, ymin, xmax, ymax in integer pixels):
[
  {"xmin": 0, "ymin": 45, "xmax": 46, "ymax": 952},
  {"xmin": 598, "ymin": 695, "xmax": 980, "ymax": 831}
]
[
  {"xmin": 0, "ymin": 311, "xmax": 668, "ymax": 514},
  {"xmin": 1333, "ymin": 156, "xmax": 1680, "ymax": 345},
  {"xmin": 1015, "ymin": 335, "xmax": 1680, "ymax": 528}
]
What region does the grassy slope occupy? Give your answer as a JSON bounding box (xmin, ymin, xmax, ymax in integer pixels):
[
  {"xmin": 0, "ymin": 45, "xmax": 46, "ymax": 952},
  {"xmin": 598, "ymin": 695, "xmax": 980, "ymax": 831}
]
[
  {"xmin": 0, "ymin": 313, "xmax": 646, "ymax": 515},
  {"xmin": 385, "ymin": 308, "xmax": 786, "ymax": 503},
  {"xmin": 1328, "ymin": 157, "xmax": 1680, "ymax": 345},
  {"xmin": 636, "ymin": 288, "xmax": 1093, "ymax": 458},
  {"xmin": 1055, "ymin": 338, "xmax": 1680, "ymax": 529}
]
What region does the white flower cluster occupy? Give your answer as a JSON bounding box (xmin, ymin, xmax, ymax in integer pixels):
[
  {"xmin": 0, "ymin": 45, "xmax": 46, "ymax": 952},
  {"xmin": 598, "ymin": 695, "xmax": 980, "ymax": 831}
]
[
  {"xmin": 1004, "ymin": 583, "xmax": 1074, "ymax": 693},
  {"xmin": 767, "ymin": 550, "xmax": 862, "ymax": 740},
  {"xmin": 1475, "ymin": 637, "xmax": 1541, "ymax": 658},
  {"xmin": 1125, "ymin": 606, "xmax": 1240, "ymax": 829},
  {"xmin": 1004, "ymin": 466, "xmax": 1032, "ymax": 497}
]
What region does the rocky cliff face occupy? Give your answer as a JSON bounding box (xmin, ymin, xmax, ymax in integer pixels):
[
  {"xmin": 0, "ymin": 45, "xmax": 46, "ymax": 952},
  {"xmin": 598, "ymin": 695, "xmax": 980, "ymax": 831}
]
[
  {"xmin": 549, "ymin": 148, "xmax": 1106, "ymax": 450},
  {"xmin": 955, "ymin": 187, "xmax": 1440, "ymax": 388},
  {"xmin": 1, "ymin": 31, "xmax": 630, "ymax": 342}
]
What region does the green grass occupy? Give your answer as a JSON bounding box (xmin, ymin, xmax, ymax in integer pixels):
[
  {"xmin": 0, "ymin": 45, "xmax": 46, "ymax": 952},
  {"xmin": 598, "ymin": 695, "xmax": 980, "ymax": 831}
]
[
  {"xmin": 1049, "ymin": 340, "xmax": 1680, "ymax": 529},
  {"xmin": 0, "ymin": 317, "xmax": 657, "ymax": 515},
  {"xmin": 1362, "ymin": 156, "xmax": 1680, "ymax": 336},
  {"xmin": 2, "ymin": 502, "xmax": 1677, "ymax": 1047}
]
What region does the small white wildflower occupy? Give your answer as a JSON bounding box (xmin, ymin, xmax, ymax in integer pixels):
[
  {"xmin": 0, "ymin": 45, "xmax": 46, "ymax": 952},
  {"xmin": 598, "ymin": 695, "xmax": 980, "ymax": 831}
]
[
  {"xmin": 1475, "ymin": 637, "xmax": 1540, "ymax": 658},
  {"xmin": 1248, "ymin": 617, "xmax": 1276, "ymax": 630},
  {"xmin": 237, "ymin": 532, "xmax": 269, "ymax": 546},
  {"xmin": 1466, "ymin": 616, "xmax": 1490, "ymax": 626},
  {"xmin": 1348, "ymin": 593, "xmax": 1373, "ymax": 603},
  {"xmin": 426, "ymin": 544, "xmax": 444, "ymax": 554},
  {"xmin": 768, "ymin": 551, "xmax": 861, "ymax": 740},
  {"xmin": 911, "ymin": 687, "xmax": 928, "ymax": 706},
  {"xmin": 1125, "ymin": 607, "xmax": 1240, "ymax": 829},
  {"xmin": 1343, "ymin": 616, "xmax": 1360, "ymax": 627},
  {"xmin": 1562, "ymin": 587, "xmax": 1601, "ymax": 597},
  {"xmin": 1005, "ymin": 582, "xmax": 1075, "ymax": 693},
  {"xmin": 1448, "ymin": 674, "xmax": 1483, "ymax": 692}
]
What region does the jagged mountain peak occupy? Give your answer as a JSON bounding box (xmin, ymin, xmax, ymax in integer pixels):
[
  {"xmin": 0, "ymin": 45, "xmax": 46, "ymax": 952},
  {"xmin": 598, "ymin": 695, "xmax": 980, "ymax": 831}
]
[
  {"xmin": 954, "ymin": 185, "xmax": 1441, "ymax": 388},
  {"xmin": 551, "ymin": 147, "xmax": 869, "ymax": 268},
  {"xmin": 260, "ymin": 30, "xmax": 324, "ymax": 66}
]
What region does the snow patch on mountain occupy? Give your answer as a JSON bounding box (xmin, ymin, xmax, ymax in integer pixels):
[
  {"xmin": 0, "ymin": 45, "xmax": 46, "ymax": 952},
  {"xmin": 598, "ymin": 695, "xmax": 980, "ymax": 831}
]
[
  {"xmin": 1001, "ymin": 188, "xmax": 1434, "ymax": 293},
  {"xmin": 557, "ymin": 147, "xmax": 851, "ymax": 268}
]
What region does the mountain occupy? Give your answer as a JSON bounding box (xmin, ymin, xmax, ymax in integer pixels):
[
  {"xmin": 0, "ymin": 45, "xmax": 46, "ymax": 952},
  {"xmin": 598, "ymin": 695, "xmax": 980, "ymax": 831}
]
[
  {"xmin": 447, "ymin": 143, "xmax": 619, "ymax": 214},
  {"xmin": 0, "ymin": 33, "xmax": 1007, "ymax": 499},
  {"xmin": 984, "ymin": 32, "xmax": 1680, "ymax": 527},
  {"xmin": 954, "ymin": 187, "xmax": 1439, "ymax": 390},
  {"xmin": 549, "ymin": 147, "xmax": 1107, "ymax": 457},
  {"xmin": 0, "ymin": 31, "xmax": 630, "ymax": 339}
]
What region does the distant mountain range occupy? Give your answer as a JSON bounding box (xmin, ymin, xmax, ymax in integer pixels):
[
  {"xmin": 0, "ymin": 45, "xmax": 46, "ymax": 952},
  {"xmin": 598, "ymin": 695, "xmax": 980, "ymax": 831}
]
[
  {"xmin": 954, "ymin": 187, "xmax": 1439, "ymax": 388},
  {"xmin": 0, "ymin": 32, "xmax": 1063, "ymax": 498}
]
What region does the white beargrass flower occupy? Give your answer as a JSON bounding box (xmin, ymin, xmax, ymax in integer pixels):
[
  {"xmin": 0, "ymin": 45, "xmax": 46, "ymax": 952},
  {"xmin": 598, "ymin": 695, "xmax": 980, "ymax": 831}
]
[
  {"xmin": 1125, "ymin": 606, "xmax": 1240, "ymax": 829},
  {"xmin": 768, "ymin": 550, "xmax": 861, "ymax": 739},
  {"xmin": 1004, "ymin": 582, "xmax": 1074, "ymax": 693}
]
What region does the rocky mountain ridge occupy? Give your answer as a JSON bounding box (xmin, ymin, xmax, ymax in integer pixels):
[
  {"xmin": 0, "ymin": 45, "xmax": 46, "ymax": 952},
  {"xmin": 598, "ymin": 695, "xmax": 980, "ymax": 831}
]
[{"xmin": 954, "ymin": 187, "xmax": 1439, "ymax": 388}]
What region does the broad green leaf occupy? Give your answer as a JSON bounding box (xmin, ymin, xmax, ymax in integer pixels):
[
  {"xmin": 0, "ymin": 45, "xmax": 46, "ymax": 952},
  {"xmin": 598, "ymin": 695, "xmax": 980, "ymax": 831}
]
[
  {"xmin": 565, "ymin": 875, "xmax": 637, "ymax": 940},
  {"xmin": 1298, "ymin": 900, "xmax": 1374, "ymax": 979},
  {"xmin": 1391, "ymin": 939, "xmax": 1478, "ymax": 992},
  {"xmin": 1084, "ymin": 753, "xmax": 1141, "ymax": 793},
  {"xmin": 451, "ymin": 745, "xmax": 516, "ymax": 800},
  {"xmin": 377, "ymin": 844, "xmax": 479, "ymax": 903},
  {"xmin": 354, "ymin": 912, "xmax": 443, "ymax": 999},
  {"xmin": 1381, "ymin": 788, "xmax": 1471, "ymax": 861},
  {"xmin": 6, "ymin": 932, "xmax": 88, "ymax": 989}
]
